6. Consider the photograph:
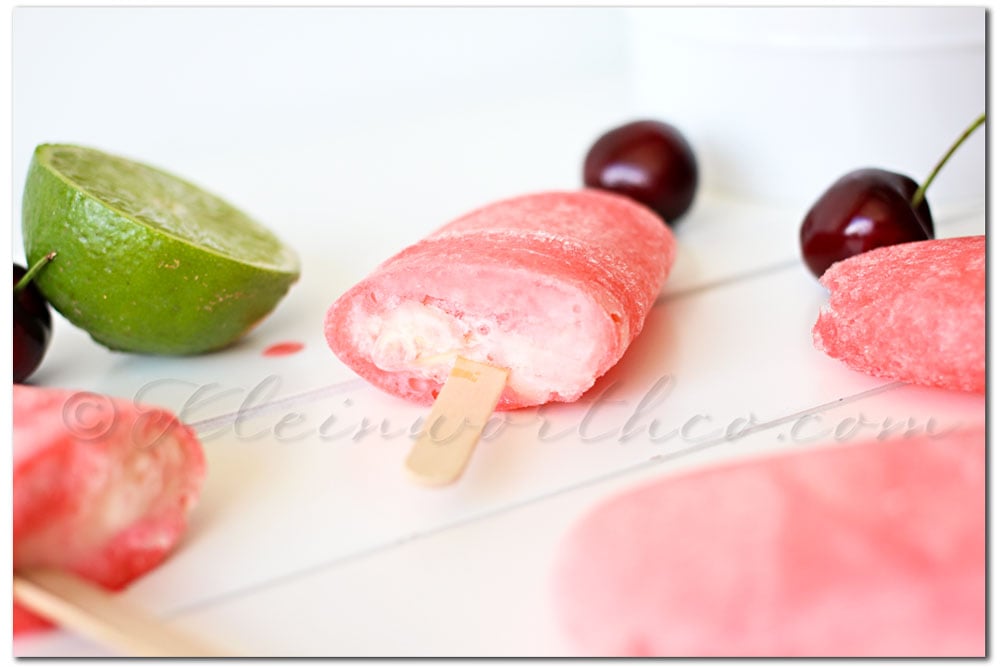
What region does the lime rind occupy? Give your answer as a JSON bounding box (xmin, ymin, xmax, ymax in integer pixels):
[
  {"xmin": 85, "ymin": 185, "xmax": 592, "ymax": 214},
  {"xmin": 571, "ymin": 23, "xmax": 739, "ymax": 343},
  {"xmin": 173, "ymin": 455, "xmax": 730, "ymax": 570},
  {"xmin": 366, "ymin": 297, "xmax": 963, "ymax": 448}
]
[{"xmin": 36, "ymin": 144, "xmax": 299, "ymax": 275}]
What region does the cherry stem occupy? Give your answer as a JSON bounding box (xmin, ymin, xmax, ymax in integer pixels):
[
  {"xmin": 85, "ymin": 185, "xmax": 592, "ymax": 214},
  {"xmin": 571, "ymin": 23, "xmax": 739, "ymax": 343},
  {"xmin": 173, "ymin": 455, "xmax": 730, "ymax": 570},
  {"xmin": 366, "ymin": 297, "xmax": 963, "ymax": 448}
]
[
  {"xmin": 911, "ymin": 112, "xmax": 986, "ymax": 209},
  {"xmin": 14, "ymin": 252, "xmax": 57, "ymax": 294}
]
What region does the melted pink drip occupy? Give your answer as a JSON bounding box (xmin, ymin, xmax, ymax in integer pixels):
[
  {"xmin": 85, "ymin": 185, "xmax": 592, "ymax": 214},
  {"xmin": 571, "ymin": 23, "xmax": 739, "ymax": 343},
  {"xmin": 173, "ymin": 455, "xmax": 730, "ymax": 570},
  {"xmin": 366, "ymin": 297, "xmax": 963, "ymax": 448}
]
[{"xmin": 263, "ymin": 341, "xmax": 305, "ymax": 357}]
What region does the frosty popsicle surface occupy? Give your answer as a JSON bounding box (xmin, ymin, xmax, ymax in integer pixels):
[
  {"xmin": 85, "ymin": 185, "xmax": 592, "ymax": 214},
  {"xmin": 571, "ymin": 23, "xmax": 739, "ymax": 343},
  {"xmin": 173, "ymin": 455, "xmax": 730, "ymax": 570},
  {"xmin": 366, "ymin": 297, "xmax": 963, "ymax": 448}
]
[
  {"xmin": 813, "ymin": 235, "xmax": 985, "ymax": 393},
  {"xmin": 325, "ymin": 190, "xmax": 675, "ymax": 410},
  {"xmin": 554, "ymin": 427, "xmax": 986, "ymax": 656}
]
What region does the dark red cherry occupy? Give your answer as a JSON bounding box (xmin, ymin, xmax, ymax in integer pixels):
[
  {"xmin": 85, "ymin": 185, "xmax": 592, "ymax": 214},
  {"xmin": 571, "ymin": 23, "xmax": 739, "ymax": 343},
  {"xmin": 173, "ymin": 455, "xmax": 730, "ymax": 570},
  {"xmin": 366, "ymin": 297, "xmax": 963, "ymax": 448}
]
[
  {"xmin": 877, "ymin": 171, "xmax": 934, "ymax": 238},
  {"xmin": 584, "ymin": 120, "xmax": 698, "ymax": 225},
  {"xmin": 800, "ymin": 168, "xmax": 934, "ymax": 279},
  {"xmin": 14, "ymin": 263, "xmax": 53, "ymax": 383}
]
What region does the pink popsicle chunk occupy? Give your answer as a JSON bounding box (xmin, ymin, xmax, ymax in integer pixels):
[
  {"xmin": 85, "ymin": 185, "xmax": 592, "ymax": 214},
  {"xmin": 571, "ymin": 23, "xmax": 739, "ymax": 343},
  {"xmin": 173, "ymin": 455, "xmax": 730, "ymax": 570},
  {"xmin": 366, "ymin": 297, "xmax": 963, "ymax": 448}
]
[
  {"xmin": 325, "ymin": 190, "xmax": 675, "ymax": 409},
  {"xmin": 13, "ymin": 385, "xmax": 206, "ymax": 634},
  {"xmin": 813, "ymin": 235, "xmax": 985, "ymax": 393},
  {"xmin": 553, "ymin": 428, "xmax": 985, "ymax": 656}
]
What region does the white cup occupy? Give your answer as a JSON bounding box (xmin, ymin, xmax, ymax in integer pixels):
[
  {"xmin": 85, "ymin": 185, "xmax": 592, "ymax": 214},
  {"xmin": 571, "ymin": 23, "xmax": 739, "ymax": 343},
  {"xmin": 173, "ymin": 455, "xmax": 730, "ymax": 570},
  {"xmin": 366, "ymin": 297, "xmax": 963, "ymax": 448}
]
[{"xmin": 628, "ymin": 7, "xmax": 986, "ymax": 209}]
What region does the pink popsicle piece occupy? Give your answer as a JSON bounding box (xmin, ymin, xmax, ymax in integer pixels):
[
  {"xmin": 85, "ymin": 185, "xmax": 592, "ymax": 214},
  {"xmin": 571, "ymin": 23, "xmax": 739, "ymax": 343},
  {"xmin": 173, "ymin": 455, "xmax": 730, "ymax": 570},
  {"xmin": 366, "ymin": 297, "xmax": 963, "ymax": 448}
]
[
  {"xmin": 13, "ymin": 385, "xmax": 205, "ymax": 634},
  {"xmin": 325, "ymin": 190, "xmax": 675, "ymax": 410},
  {"xmin": 813, "ymin": 235, "xmax": 985, "ymax": 393},
  {"xmin": 553, "ymin": 428, "xmax": 985, "ymax": 656}
]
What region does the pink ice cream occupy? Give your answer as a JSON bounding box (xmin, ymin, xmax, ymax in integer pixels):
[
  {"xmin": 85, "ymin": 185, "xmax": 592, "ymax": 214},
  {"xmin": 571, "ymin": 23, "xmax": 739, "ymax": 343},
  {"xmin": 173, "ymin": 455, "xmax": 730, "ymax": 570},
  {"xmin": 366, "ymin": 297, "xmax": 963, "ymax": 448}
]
[
  {"xmin": 13, "ymin": 385, "xmax": 205, "ymax": 634},
  {"xmin": 325, "ymin": 190, "xmax": 675, "ymax": 409},
  {"xmin": 813, "ymin": 235, "xmax": 985, "ymax": 393},
  {"xmin": 553, "ymin": 428, "xmax": 985, "ymax": 656}
]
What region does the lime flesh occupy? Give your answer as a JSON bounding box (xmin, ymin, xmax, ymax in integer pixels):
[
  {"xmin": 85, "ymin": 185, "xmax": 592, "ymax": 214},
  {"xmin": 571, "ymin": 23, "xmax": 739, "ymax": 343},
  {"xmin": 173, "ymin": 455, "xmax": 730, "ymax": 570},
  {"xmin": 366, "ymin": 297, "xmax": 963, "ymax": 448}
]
[{"xmin": 22, "ymin": 144, "xmax": 300, "ymax": 355}]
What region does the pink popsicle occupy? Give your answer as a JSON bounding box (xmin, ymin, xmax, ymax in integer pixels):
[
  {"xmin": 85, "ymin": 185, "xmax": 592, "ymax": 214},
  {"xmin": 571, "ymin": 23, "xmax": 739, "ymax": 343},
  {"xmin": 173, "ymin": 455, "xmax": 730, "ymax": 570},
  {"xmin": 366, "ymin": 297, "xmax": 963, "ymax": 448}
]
[
  {"xmin": 325, "ymin": 190, "xmax": 675, "ymax": 409},
  {"xmin": 553, "ymin": 428, "xmax": 985, "ymax": 656},
  {"xmin": 813, "ymin": 235, "xmax": 985, "ymax": 393},
  {"xmin": 13, "ymin": 385, "xmax": 205, "ymax": 634}
]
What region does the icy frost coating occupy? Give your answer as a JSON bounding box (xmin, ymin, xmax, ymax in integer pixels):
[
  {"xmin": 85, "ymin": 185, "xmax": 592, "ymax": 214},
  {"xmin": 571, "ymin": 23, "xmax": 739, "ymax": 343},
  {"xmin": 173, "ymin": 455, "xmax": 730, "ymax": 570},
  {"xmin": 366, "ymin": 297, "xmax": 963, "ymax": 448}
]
[
  {"xmin": 13, "ymin": 385, "xmax": 205, "ymax": 634},
  {"xmin": 553, "ymin": 428, "xmax": 985, "ymax": 656},
  {"xmin": 813, "ymin": 235, "xmax": 985, "ymax": 393},
  {"xmin": 325, "ymin": 190, "xmax": 675, "ymax": 409}
]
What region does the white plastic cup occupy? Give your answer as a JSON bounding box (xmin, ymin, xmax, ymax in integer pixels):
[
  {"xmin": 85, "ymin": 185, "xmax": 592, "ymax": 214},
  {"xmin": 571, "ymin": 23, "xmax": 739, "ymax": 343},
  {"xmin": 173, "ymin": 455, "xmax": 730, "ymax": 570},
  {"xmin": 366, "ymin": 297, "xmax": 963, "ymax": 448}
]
[{"xmin": 628, "ymin": 7, "xmax": 986, "ymax": 209}]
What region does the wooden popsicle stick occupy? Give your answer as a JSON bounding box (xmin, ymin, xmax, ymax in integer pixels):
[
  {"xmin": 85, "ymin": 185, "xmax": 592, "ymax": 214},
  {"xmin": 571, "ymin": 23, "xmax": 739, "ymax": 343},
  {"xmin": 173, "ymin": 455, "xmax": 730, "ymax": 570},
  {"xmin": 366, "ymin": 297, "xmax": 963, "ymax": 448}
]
[
  {"xmin": 405, "ymin": 356, "xmax": 509, "ymax": 486},
  {"xmin": 13, "ymin": 568, "xmax": 225, "ymax": 657}
]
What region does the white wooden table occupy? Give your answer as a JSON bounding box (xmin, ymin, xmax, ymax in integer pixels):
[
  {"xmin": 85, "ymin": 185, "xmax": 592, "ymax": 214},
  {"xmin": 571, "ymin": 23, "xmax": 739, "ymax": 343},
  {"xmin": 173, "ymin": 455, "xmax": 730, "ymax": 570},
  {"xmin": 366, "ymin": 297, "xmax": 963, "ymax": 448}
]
[{"xmin": 12, "ymin": 7, "xmax": 986, "ymax": 656}]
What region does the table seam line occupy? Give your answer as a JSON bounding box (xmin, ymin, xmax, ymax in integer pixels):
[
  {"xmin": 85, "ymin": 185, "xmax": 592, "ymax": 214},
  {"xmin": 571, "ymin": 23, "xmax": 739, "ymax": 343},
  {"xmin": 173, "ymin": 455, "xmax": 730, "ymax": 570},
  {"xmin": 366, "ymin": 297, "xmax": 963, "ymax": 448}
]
[{"xmin": 160, "ymin": 380, "xmax": 903, "ymax": 619}]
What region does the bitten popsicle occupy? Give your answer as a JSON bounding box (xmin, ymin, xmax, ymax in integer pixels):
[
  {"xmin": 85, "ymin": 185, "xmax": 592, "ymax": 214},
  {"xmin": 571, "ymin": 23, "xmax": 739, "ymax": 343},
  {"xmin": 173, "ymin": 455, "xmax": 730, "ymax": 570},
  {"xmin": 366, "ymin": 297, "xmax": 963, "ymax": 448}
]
[
  {"xmin": 325, "ymin": 190, "xmax": 675, "ymax": 411},
  {"xmin": 13, "ymin": 384, "xmax": 205, "ymax": 635}
]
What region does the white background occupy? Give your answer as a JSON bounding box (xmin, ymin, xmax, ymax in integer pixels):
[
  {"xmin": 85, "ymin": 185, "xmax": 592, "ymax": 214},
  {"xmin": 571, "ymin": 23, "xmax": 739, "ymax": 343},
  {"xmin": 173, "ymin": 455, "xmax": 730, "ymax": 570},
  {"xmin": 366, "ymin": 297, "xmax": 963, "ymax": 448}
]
[
  {"xmin": 13, "ymin": 7, "xmax": 634, "ymax": 263},
  {"xmin": 9, "ymin": 6, "xmax": 988, "ymax": 657}
]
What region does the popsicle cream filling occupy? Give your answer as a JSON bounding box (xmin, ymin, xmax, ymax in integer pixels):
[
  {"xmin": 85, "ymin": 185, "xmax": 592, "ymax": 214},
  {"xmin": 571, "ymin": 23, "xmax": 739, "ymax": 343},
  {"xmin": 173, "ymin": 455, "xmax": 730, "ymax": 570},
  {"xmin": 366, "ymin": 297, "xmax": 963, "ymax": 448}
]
[{"xmin": 359, "ymin": 297, "xmax": 608, "ymax": 404}]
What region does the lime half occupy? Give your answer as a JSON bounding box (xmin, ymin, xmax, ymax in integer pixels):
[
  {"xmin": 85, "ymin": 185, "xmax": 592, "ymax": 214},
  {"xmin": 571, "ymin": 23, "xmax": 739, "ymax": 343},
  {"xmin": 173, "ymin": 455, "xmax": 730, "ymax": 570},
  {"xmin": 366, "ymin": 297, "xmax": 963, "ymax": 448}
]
[{"xmin": 22, "ymin": 144, "xmax": 300, "ymax": 354}]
